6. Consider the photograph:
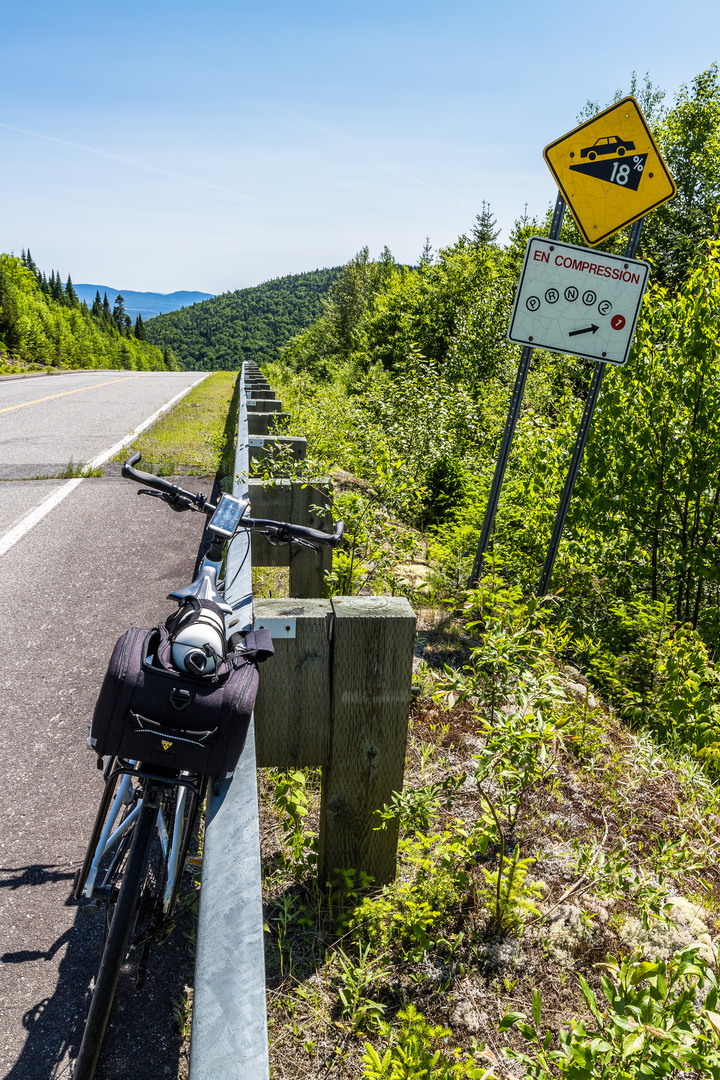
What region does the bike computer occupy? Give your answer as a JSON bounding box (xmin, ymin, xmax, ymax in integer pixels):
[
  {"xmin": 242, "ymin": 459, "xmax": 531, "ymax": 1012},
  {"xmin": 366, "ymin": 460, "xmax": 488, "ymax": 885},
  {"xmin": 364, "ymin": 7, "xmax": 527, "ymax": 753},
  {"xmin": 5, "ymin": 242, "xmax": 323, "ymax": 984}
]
[{"xmin": 208, "ymin": 494, "xmax": 247, "ymax": 538}]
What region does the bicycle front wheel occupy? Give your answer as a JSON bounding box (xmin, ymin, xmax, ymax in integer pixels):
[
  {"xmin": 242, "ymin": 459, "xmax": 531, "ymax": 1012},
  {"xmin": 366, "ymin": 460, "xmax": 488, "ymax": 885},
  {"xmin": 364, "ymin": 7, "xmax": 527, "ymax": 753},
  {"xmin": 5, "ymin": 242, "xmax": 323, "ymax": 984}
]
[{"xmin": 73, "ymin": 784, "xmax": 159, "ymax": 1080}]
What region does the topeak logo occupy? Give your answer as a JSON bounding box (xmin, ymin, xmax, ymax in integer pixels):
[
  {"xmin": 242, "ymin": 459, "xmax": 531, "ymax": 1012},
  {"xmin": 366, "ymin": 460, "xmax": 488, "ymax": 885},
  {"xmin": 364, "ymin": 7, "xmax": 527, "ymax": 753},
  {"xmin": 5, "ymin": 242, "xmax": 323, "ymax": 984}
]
[{"xmin": 161, "ymin": 740, "xmax": 173, "ymax": 751}]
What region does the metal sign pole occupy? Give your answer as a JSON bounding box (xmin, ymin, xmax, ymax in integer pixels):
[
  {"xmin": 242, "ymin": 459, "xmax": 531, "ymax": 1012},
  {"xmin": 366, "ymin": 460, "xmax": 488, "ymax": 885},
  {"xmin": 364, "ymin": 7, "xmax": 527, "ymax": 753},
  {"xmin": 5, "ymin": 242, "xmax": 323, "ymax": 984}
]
[
  {"xmin": 468, "ymin": 192, "xmax": 566, "ymax": 587},
  {"xmin": 537, "ymin": 217, "xmax": 644, "ymax": 596}
]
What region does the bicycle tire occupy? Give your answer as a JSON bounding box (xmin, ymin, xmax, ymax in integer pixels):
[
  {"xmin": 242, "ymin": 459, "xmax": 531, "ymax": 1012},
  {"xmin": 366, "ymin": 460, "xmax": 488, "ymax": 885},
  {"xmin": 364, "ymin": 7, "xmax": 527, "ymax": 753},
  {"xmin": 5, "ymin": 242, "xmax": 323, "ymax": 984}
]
[{"xmin": 73, "ymin": 785, "xmax": 159, "ymax": 1080}]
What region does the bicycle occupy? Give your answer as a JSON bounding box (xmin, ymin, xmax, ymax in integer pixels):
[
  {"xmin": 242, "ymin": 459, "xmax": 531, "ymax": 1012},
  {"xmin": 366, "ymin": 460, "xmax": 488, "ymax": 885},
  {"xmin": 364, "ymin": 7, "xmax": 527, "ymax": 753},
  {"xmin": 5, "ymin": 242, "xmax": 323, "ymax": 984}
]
[{"xmin": 71, "ymin": 451, "xmax": 343, "ymax": 1080}]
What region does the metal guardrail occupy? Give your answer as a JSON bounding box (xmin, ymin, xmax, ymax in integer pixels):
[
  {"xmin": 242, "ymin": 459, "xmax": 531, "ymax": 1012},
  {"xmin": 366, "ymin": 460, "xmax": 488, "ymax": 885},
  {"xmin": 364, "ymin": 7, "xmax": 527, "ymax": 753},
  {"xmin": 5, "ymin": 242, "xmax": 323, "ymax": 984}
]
[{"xmin": 189, "ymin": 364, "xmax": 270, "ymax": 1079}]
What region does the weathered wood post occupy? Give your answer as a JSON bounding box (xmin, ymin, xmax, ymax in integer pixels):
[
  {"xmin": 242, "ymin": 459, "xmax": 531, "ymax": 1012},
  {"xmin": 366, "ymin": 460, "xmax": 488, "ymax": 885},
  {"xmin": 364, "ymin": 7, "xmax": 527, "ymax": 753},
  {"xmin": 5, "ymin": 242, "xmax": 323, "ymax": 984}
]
[
  {"xmin": 249, "ymin": 478, "xmax": 332, "ymax": 598},
  {"xmin": 320, "ymin": 597, "xmax": 415, "ymax": 884},
  {"xmin": 247, "ymin": 412, "xmax": 291, "ymax": 436},
  {"xmin": 253, "ymin": 596, "xmax": 416, "ymax": 884}
]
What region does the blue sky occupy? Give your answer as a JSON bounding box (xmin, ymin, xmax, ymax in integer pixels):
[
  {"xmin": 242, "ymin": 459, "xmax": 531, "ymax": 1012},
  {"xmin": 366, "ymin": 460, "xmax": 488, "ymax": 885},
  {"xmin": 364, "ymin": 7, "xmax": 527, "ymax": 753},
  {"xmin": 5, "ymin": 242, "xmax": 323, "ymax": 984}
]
[{"xmin": 2, "ymin": 1, "xmax": 718, "ymax": 295}]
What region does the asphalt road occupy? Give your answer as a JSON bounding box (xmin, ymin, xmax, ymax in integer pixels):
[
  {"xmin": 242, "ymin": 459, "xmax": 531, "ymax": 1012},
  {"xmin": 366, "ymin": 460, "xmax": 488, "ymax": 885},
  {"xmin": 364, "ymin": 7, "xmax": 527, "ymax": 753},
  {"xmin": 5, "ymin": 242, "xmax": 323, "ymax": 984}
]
[
  {"xmin": 0, "ymin": 370, "xmax": 204, "ymax": 481},
  {"xmin": 0, "ymin": 372, "xmax": 214, "ymax": 1079}
]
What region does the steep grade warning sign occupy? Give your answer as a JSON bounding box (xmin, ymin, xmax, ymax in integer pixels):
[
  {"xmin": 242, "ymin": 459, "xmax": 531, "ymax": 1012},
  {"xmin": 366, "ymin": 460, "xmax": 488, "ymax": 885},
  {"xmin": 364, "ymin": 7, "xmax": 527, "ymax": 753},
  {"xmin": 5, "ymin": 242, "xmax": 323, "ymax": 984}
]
[
  {"xmin": 544, "ymin": 96, "xmax": 676, "ymax": 245},
  {"xmin": 507, "ymin": 237, "xmax": 650, "ymax": 365}
]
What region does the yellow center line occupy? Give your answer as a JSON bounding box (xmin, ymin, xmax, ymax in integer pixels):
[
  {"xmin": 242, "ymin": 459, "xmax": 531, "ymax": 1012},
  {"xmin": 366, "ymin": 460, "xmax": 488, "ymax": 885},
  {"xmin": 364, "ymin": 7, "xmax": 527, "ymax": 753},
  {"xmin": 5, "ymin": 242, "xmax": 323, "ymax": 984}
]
[{"xmin": 0, "ymin": 375, "xmax": 146, "ymax": 414}]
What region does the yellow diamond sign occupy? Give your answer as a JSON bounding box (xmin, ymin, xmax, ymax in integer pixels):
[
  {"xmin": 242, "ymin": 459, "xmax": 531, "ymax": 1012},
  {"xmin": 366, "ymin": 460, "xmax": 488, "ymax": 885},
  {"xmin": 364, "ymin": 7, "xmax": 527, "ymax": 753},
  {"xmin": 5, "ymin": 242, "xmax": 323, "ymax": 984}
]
[{"xmin": 544, "ymin": 96, "xmax": 677, "ymax": 246}]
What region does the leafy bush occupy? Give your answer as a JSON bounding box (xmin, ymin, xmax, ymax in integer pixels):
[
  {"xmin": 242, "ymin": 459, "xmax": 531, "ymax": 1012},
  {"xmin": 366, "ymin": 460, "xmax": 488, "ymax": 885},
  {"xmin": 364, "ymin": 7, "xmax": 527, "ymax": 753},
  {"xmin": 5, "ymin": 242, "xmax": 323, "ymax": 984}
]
[{"xmin": 501, "ymin": 946, "xmax": 720, "ymax": 1078}]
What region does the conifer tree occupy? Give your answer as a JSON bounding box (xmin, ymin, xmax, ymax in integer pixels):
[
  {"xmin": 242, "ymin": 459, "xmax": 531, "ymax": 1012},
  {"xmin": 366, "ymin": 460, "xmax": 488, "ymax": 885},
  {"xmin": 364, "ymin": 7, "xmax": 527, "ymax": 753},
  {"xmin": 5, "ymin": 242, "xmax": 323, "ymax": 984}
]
[
  {"xmin": 92, "ymin": 290, "xmax": 102, "ymax": 317},
  {"xmin": 134, "ymin": 314, "xmax": 146, "ymax": 340},
  {"xmin": 419, "ymin": 236, "xmax": 434, "ymax": 267},
  {"xmin": 65, "ymin": 275, "xmax": 79, "ymax": 307},
  {"xmin": 50, "ymin": 271, "xmax": 64, "ymax": 303},
  {"xmin": 113, "ymin": 294, "xmax": 131, "ymax": 335},
  {"xmin": 471, "ymin": 201, "xmax": 500, "ymax": 247},
  {"xmin": 102, "ymin": 292, "xmax": 112, "ymax": 320}
]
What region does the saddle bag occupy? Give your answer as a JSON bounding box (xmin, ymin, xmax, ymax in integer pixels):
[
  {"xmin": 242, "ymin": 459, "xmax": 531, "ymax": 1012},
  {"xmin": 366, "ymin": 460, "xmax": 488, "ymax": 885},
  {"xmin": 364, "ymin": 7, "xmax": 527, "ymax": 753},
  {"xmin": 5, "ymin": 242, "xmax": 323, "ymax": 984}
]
[{"xmin": 88, "ymin": 619, "xmax": 274, "ymax": 779}]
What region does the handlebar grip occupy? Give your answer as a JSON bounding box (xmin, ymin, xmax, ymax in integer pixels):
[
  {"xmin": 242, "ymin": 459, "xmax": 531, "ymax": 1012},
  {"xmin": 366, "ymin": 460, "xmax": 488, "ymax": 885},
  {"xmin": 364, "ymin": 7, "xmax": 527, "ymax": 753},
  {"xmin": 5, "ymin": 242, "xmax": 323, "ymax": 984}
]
[
  {"xmin": 249, "ymin": 518, "xmax": 345, "ymax": 547},
  {"xmin": 122, "ymin": 452, "xmax": 178, "ymax": 494},
  {"xmin": 290, "ymin": 520, "xmax": 344, "ymax": 547},
  {"xmin": 122, "ymin": 453, "xmax": 208, "ymax": 510}
]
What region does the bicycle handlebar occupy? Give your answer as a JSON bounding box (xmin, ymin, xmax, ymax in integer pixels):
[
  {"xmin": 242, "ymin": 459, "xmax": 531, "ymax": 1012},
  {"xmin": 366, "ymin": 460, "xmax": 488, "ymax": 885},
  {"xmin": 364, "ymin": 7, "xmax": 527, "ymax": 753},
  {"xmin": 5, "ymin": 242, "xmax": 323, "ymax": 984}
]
[
  {"xmin": 122, "ymin": 452, "xmax": 208, "ymax": 511},
  {"xmin": 122, "ymin": 453, "xmax": 344, "ymax": 547},
  {"xmin": 244, "ymin": 517, "xmax": 345, "ymax": 548}
]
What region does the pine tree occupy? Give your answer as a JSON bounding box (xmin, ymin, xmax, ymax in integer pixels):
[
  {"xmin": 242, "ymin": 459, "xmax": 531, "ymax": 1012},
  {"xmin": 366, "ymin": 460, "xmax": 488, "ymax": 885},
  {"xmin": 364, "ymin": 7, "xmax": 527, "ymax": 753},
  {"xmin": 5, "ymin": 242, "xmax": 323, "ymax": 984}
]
[
  {"xmin": 113, "ymin": 294, "xmax": 131, "ymax": 335},
  {"xmin": 419, "ymin": 236, "xmax": 434, "ymax": 267},
  {"xmin": 471, "ymin": 201, "xmax": 500, "ymax": 247},
  {"xmin": 65, "ymin": 275, "xmax": 79, "ymax": 307},
  {"xmin": 50, "ymin": 270, "xmax": 64, "ymax": 303},
  {"xmin": 134, "ymin": 314, "xmax": 146, "ymax": 340},
  {"xmin": 92, "ymin": 290, "xmax": 102, "ymax": 317},
  {"xmin": 102, "ymin": 292, "xmax": 112, "ymax": 320},
  {"xmin": 22, "ymin": 248, "xmax": 38, "ymax": 277}
]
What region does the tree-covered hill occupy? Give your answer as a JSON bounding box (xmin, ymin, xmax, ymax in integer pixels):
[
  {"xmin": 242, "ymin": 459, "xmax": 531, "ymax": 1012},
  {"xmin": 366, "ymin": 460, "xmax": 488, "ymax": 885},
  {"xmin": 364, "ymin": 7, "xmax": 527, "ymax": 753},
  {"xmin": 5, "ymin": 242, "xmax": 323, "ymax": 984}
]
[
  {"xmin": 73, "ymin": 284, "xmax": 214, "ymax": 321},
  {"xmin": 0, "ymin": 251, "xmax": 176, "ymax": 372},
  {"xmin": 144, "ymin": 267, "xmax": 340, "ymax": 370}
]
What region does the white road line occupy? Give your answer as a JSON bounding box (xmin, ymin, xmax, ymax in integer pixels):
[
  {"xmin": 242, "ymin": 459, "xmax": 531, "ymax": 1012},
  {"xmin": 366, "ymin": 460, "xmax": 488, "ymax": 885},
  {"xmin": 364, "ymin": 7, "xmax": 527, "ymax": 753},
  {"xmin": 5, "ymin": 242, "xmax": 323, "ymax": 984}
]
[{"xmin": 0, "ymin": 375, "xmax": 208, "ymax": 558}]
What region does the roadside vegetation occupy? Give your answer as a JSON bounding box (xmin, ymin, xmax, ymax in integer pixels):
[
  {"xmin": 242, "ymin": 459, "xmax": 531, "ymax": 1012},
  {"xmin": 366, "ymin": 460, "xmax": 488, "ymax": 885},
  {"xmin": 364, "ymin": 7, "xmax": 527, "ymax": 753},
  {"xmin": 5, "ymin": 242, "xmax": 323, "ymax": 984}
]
[
  {"xmin": 119, "ymin": 370, "xmax": 239, "ymax": 482},
  {"xmin": 250, "ymin": 66, "xmax": 720, "ymax": 1079},
  {"xmin": 0, "ymin": 250, "xmax": 178, "ymax": 373}
]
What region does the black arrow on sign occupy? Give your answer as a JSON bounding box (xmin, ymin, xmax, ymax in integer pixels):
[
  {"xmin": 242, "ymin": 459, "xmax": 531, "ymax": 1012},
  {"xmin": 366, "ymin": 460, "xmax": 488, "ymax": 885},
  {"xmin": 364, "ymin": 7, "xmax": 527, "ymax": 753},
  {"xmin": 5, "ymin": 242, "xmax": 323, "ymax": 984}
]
[{"xmin": 569, "ymin": 324, "xmax": 599, "ymax": 337}]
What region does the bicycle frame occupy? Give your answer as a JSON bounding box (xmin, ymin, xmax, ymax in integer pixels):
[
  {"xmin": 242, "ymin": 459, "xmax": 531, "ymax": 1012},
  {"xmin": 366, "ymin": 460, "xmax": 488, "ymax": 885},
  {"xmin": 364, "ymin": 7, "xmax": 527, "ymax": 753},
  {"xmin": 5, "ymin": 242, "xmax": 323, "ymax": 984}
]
[
  {"xmin": 75, "ymin": 759, "xmax": 204, "ymax": 914},
  {"xmin": 75, "ymin": 539, "xmax": 229, "ymax": 915}
]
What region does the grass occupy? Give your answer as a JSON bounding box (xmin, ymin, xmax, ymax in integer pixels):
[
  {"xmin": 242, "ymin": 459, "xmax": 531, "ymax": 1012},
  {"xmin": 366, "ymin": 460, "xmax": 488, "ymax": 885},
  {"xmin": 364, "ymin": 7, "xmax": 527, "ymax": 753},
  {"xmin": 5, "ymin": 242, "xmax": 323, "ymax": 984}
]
[
  {"xmin": 253, "ymin": 610, "xmax": 720, "ymax": 1080},
  {"xmin": 57, "ymin": 458, "xmax": 104, "ymax": 478},
  {"xmin": 0, "ymin": 458, "xmax": 105, "ymax": 481},
  {"xmin": 117, "ymin": 370, "xmax": 239, "ymax": 481}
]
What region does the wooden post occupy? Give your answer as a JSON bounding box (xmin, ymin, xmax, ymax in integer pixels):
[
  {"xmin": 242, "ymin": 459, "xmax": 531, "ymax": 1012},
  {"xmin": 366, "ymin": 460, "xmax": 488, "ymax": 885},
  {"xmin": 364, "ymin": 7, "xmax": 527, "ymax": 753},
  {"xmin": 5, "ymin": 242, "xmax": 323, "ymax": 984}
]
[
  {"xmin": 248, "ymin": 479, "xmax": 333, "ymax": 598},
  {"xmin": 253, "ymin": 599, "xmax": 333, "ymax": 767},
  {"xmin": 247, "ymin": 412, "xmax": 291, "ymax": 436},
  {"xmin": 248, "ymin": 435, "xmax": 306, "ymax": 465},
  {"xmin": 245, "ymin": 398, "xmax": 282, "ymax": 412},
  {"xmin": 320, "ymin": 597, "xmax": 415, "ymax": 885},
  {"xmin": 289, "ymin": 481, "xmax": 333, "ymax": 597},
  {"xmin": 252, "ymin": 596, "xmax": 416, "ymax": 884}
]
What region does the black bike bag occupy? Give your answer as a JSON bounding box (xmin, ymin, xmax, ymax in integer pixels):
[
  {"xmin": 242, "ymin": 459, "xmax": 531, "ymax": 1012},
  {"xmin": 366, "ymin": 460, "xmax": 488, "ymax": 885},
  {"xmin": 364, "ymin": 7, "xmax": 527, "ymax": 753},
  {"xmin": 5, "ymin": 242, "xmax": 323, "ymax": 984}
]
[{"xmin": 89, "ymin": 623, "xmax": 274, "ymax": 779}]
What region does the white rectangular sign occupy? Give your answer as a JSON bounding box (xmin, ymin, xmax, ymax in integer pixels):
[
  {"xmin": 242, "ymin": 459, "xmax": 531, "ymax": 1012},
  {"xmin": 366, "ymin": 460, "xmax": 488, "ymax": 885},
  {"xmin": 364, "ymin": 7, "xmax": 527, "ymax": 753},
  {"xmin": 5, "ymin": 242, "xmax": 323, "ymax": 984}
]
[{"xmin": 507, "ymin": 237, "xmax": 650, "ymax": 365}]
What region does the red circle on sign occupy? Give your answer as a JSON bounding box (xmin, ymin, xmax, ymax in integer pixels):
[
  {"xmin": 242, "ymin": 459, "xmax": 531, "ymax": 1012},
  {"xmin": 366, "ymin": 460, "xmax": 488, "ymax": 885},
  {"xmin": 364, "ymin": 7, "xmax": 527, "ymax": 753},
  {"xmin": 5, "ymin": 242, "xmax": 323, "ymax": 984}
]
[{"xmin": 611, "ymin": 314, "xmax": 626, "ymax": 330}]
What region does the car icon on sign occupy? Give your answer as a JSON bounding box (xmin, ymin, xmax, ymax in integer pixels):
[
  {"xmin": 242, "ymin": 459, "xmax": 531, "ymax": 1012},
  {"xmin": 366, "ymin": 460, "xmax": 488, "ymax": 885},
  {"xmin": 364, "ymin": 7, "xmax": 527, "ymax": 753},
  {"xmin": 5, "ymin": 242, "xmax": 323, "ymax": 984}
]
[{"xmin": 580, "ymin": 135, "xmax": 636, "ymax": 161}]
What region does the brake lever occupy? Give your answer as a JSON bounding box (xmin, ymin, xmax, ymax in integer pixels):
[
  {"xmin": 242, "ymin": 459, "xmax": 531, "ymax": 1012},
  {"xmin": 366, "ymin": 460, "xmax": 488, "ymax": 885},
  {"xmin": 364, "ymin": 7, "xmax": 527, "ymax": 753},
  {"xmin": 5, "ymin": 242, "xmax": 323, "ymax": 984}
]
[
  {"xmin": 262, "ymin": 525, "xmax": 319, "ymax": 551},
  {"xmin": 137, "ymin": 488, "xmax": 195, "ymax": 512}
]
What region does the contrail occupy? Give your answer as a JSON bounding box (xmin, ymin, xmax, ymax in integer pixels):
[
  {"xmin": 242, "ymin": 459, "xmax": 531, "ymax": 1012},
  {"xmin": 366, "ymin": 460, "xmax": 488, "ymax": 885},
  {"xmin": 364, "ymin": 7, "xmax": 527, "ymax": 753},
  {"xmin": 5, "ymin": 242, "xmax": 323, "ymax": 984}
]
[
  {"xmin": 0, "ymin": 122, "xmax": 254, "ymax": 201},
  {"xmin": 247, "ymin": 101, "xmax": 472, "ymax": 207}
]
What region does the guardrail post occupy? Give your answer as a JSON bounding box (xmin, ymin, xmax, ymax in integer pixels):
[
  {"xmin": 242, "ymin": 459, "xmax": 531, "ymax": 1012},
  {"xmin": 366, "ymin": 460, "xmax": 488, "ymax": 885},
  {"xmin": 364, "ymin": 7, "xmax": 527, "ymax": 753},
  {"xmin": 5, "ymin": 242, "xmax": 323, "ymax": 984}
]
[
  {"xmin": 247, "ymin": 411, "xmax": 291, "ymax": 435},
  {"xmin": 248, "ymin": 435, "xmax": 307, "ymax": 463},
  {"xmin": 245, "ymin": 397, "xmax": 282, "ymax": 412},
  {"xmin": 320, "ymin": 597, "xmax": 415, "ymax": 885},
  {"xmin": 253, "ymin": 596, "xmax": 416, "ymax": 885},
  {"xmin": 253, "ymin": 599, "xmax": 333, "ymax": 768},
  {"xmin": 249, "ymin": 478, "xmax": 333, "ymax": 598}
]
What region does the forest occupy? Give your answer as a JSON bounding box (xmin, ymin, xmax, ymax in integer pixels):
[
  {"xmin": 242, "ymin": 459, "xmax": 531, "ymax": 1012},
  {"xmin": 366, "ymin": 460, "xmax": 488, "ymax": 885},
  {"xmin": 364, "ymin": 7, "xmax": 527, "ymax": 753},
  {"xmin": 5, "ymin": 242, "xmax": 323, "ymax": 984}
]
[
  {"xmin": 0, "ymin": 250, "xmax": 176, "ymax": 372},
  {"xmin": 249, "ymin": 67, "xmax": 720, "ymax": 1080},
  {"xmin": 144, "ymin": 267, "xmax": 341, "ymax": 370}
]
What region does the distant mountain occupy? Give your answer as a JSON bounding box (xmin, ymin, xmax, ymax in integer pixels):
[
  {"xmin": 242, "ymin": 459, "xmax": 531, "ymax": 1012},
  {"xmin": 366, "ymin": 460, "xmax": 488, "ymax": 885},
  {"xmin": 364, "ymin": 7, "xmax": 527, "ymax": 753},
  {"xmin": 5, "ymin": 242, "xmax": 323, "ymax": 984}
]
[
  {"xmin": 144, "ymin": 267, "xmax": 340, "ymax": 370},
  {"xmin": 0, "ymin": 254, "xmax": 175, "ymax": 373},
  {"xmin": 74, "ymin": 285, "xmax": 215, "ymax": 320}
]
